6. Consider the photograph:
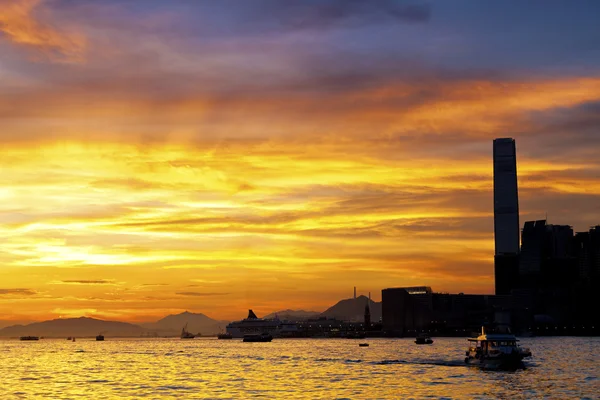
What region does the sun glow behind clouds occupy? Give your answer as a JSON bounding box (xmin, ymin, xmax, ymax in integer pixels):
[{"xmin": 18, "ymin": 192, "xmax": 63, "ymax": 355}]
[
  {"xmin": 0, "ymin": 0, "xmax": 600, "ymax": 321},
  {"xmin": 0, "ymin": 135, "xmax": 598, "ymax": 321}
]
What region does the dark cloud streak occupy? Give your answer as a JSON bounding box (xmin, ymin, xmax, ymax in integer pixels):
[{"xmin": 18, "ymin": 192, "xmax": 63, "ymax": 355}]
[
  {"xmin": 60, "ymin": 280, "xmax": 115, "ymax": 285},
  {"xmin": 176, "ymin": 292, "xmax": 229, "ymax": 297},
  {"xmin": 258, "ymin": 0, "xmax": 431, "ymax": 30},
  {"xmin": 0, "ymin": 288, "xmax": 36, "ymax": 295}
]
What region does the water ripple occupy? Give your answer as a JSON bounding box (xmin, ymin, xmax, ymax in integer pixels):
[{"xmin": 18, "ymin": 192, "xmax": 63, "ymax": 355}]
[{"xmin": 0, "ymin": 337, "xmax": 597, "ymax": 398}]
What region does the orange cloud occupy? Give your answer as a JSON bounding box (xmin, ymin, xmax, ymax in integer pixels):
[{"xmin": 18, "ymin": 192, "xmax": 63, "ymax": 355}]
[
  {"xmin": 0, "ymin": 54, "xmax": 599, "ymax": 321},
  {"xmin": 0, "ymin": 0, "xmax": 85, "ymax": 62}
]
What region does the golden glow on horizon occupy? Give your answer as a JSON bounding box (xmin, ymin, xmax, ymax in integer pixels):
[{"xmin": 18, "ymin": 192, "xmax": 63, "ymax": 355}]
[{"xmin": 0, "ymin": 129, "xmax": 599, "ymax": 322}]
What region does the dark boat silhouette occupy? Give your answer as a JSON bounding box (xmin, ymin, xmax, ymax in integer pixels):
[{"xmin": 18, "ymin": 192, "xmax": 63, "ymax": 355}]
[
  {"xmin": 359, "ymin": 343, "xmax": 369, "ymax": 347},
  {"xmin": 218, "ymin": 332, "xmax": 233, "ymax": 339},
  {"xmin": 181, "ymin": 323, "xmax": 195, "ymax": 339},
  {"xmin": 20, "ymin": 336, "xmax": 39, "ymax": 341},
  {"xmin": 96, "ymin": 334, "xmax": 105, "ymax": 341},
  {"xmin": 415, "ymin": 334, "xmax": 433, "ymax": 344},
  {"xmin": 243, "ymin": 332, "xmax": 272, "ymax": 342}
]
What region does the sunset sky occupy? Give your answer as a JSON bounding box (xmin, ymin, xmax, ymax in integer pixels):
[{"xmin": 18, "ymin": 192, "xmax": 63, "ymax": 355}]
[{"xmin": 1, "ymin": 0, "xmax": 599, "ymax": 323}]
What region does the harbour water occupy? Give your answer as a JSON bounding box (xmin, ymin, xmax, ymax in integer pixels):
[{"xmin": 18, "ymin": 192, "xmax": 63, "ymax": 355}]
[{"xmin": 1, "ymin": 337, "xmax": 598, "ymax": 399}]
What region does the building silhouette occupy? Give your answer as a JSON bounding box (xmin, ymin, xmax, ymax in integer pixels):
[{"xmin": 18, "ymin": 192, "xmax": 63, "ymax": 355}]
[
  {"xmin": 364, "ymin": 295, "xmax": 371, "ymax": 329},
  {"xmin": 493, "ymin": 138, "xmax": 520, "ymax": 295},
  {"xmin": 574, "ymin": 226, "xmax": 600, "ymax": 281},
  {"xmin": 381, "ymin": 287, "xmax": 510, "ymax": 336},
  {"xmin": 519, "ymin": 220, "xmax": 549, "ymax": 278},
  {"xmin": 380, "ymin": 139, "xmax": 599, "ymax": 336}
]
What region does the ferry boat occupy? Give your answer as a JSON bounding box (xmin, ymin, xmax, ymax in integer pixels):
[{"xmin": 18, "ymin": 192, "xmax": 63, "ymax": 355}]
[
  {"xmin": 465, "ymin": 327, "xmax": 532, "ymax": 369},
  {"xmin": 19, "ymin": 336, "xmax": 39, "ymax": 341},
  {"xmin": 243, "ymin": 332, "xmax": 273, "ymax": 342},
  {"xmin": 96, "ymin": 334, "xmax": 104, "ymax": 341},
  {"xmin": 180, "ymin": 323, "xmax": 195, "ymax": 339},
  {"xmin": 226, "ymin": 310, "xmax": 297, "ymax": 338},
  {"xmin": 415, "ymin": 333, "xmax": 433, "ymax": 345}
]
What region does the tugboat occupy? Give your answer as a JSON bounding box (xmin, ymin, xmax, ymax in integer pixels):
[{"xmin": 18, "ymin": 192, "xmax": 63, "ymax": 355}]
[
  {"xmin": 243, "ymin": 332, "xmax": 273, "ymax": 342},
  {"xmin": 465, "ymin": 326, "xmax": 532, "ymax": 370},
  {"xmin": 180, "ymin": 323, "xmax": 195, "ymax": 339},
  {"xmin": 19, "ymin": 336, "xmax": 39, "ymax": 341},
  {"xmin": 96, "ymin": 334, "xmax": 104, "ymax": 341},
  {"xmin": 415, "ymin": 333, "xmax": 433, "ymax": 345}
]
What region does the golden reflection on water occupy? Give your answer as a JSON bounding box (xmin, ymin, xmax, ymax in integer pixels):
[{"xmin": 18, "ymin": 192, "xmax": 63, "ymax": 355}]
[{"xmin": 0, "ymin": 337, "xmax": 598, "ymax": 399}]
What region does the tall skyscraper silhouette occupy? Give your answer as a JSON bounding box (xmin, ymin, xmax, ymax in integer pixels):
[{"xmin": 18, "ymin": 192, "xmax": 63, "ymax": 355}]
[
  {"xmin": 493, "ymin": 138, "xmax": 520, "ymax": 295},
  {"xmin": 493, "ymin": 138, "xmax": 520, "ymax": 254}
]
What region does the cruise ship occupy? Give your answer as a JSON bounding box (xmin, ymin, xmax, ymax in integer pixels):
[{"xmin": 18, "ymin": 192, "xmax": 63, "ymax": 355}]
[{"xmin": 226, "ymin": 310, "xmax": 298, "ymax": 338}]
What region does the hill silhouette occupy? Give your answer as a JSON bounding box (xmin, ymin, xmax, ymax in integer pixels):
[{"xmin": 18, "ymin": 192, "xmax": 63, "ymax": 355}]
[
  {"xmin": 0, "ymin": 317, "xmax": 144, "ymax": 338},
  {"xmin": 320, "ymin": 295, "xmax": 381, "ymax": 322},
  {"xmin": 0, "ymin": 319, "xmax": 34, "ymax": 330},
  {"xmin": 263, "ymin": 309, "xmax": 321, "ymax": 321},
  {"xmin": 0, "ymin": 298, "xmax": 380, "ymax": 337},
  {"xmin": 141, "ymin": 311, "xmax": 229, "ymax": 336}
]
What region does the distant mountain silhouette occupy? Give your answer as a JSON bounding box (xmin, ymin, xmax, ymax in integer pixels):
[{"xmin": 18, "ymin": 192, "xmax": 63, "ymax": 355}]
[
  {"xmin": 0, "ymin": 301, "xmax": 379, "ymax": 337},
  {"xmin": 0, "ymin": 317, "xmax": 144, "ymax": 338},
  {"xmin": 320, "ymin": 295, "xmax": 381, "ymax": 322},
  {"xmin": 263, "ymin": 309, "xmax": 321, "ymax": 321},
  {"xmin": 0, "ymin": 320, "xmax": 34, "ymax": 330},
  {"xmin": 141, "ymin": 311, "xmax": 229, "ymax": 336}
]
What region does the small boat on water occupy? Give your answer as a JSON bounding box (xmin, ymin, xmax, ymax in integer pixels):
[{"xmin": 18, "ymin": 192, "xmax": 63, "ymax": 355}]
[
  {"xmin": 20, "ymin": 336, "xmax": 39, "ymax": 341},
  {"xmin": 359, "ymin": 343, "xmax": 369, "ymax": 347},
  {"xmin": 181, "ymin": 323, "xmax": 195, "ymax": 339},
  {"xmin": 218, "ymin": 332, "xmax": 233, "ymax": 340},
  {"xmin": 243, "ymin": 332, "xmax": 273, "ymax": 342},
  {"xmin": 465, "ymin": 326, "xmax": 532, "ymax": 370},
  {"xmin": 415, "ymin": 334, "xmax": 433, "ymax": 345},
  {"xmin": 96, "ymin": 335, "xmax": 104, "ymax": 341}
]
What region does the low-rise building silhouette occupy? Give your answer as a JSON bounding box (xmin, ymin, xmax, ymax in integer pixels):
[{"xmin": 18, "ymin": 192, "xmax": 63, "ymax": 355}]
[{"xmin": 382, "ymin": 287, "xmax": 511, "ymax": 336}]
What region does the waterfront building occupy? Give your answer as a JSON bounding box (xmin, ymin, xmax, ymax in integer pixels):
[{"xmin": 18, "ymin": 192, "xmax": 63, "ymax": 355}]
[{"xmin": 382, "ymin": 287, "xmax": 510, "ymax": 336}]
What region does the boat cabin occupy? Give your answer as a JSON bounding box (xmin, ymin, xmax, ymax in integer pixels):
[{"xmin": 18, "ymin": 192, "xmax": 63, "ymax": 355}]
[
  {"xmin": 465, "ymin": 327, "xmax": 531, "ymax": 369},
  {"xmin": 468, "ymin": 333, "xmax": 520, "ymax": 355}
]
